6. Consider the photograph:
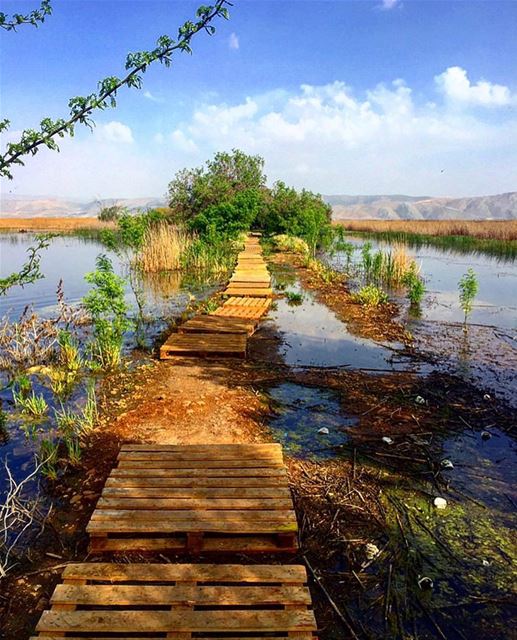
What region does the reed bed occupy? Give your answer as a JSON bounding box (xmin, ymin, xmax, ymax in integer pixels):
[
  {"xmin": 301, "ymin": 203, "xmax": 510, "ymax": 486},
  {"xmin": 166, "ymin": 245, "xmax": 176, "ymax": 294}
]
[
  {"xmin": 136, "ymin": 223, "xmax": 192, "ymax": 272},
  {"xmin": 0, "ymin": 217, "xmax": 114, "ymax": 231},
  {"xmin": 337, "ymin": 219, "xmax": 517, "ymax": 241}
]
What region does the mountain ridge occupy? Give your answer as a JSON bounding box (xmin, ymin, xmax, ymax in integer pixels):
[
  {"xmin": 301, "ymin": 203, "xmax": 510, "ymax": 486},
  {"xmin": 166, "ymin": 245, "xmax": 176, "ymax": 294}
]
[{"xmin": 1, "ymin": 192, "xmax": 516, "ymax": 220}]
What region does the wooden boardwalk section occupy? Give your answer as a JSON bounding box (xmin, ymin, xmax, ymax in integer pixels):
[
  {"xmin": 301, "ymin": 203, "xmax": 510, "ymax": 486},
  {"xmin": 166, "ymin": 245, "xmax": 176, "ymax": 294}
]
[
  {"xmin": 160, "ymin": 236, "xmax": 272, "ymax": 359},
  {"xmin": 33, "ymin": 563, "xmax": 317, "ymax": 639},
  {"xmin": 87, "ymin": 443, "xmax": 298, "ymax": 554}
]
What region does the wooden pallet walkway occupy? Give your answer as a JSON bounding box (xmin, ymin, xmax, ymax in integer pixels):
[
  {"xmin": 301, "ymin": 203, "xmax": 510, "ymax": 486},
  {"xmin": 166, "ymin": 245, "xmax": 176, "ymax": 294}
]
[
  {"xmin": 212, "ymin": 296, "xmax": 272, "ymax": 320},
  {"xmin": 160, "ymin": 236, "xmax": 272, "ymax": 359},
  {"xmin": 87, "ymin": 443, "xmax": 298, "ymax": 554},
  {"xmin": 32, "ymin": 562, "xmax": 317, "ymax": 639}
]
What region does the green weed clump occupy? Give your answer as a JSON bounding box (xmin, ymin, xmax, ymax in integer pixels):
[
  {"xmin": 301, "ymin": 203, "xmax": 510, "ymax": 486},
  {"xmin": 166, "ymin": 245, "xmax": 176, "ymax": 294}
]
[
  {"xmin": 306, "ymin": 258, "xmax": 339, "ymax": 284},
  {"xmin": 458, "ymin": 268, "xmax": 479, "ymax": 326},
  {"xmin": 402, "ymin": 267, "xmax": 426, "ymax": 305},
  {"xmin": 13, "ymin": 388, "xmax": 48, "ymax": 419},
  {"xmin": 83, "ymin": 255, "xmax": 132, "ymax": 369},
  {"xmin": 271, "ymin": 234, "xmax": 309, "ymax": 255},
  {"xmin": 285, "ymin": 291, "xmax": 304, "ymax": 306},
  {"xmin": 353, "ymin": 284, "xmax": 389, "ymax": 307}
]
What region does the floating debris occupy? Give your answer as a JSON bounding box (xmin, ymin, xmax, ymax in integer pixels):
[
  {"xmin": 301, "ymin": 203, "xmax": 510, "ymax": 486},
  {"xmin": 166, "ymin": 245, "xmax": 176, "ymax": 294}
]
[
  {"xmin": 481, "ymin": 431, "xmax": 492, "ymax": 441},
  {"xmin": 317, "ymin": 427, "xmax": 330, "ymax": 435},
  {"xmin": 433, "ymin": 497, "xmax": 448, "ymax": 509},
  {"xmin": 382, "ymin": 436, "xmax": 394, "ymax": 445},
  {"xmin": 365, "ymin": 542, "xmax": 381, "ymax": 560},
  {"xmin": 415, "ymin": 395, "xmax": 426, "ymax": 405},
  {"xmin": 441, "ymin": 459, "xmax": 454, "ymax": 469},
  {"xmin": 418, "ymin": 576, "xmax": 434, "ymax": 590}
]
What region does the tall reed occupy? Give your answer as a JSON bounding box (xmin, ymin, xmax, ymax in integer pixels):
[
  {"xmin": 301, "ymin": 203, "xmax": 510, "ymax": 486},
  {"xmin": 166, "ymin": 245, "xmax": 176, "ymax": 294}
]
[{"xmin": 136, "ymin": 223, "xmax": 192, "ymax": 272}]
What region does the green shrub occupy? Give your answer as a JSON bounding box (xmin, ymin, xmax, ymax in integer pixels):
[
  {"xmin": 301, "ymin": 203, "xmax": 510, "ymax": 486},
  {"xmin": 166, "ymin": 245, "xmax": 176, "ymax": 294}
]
[
  {"xmin": 402, "ymin": 269, "xmax": 426, "ymax": 305},
  {"xmin": 271, "ymin": 234, "xmax": 309, "ymax": 255},
  {"xmin": 352, "ymin": 284, "xmax": 389, "ymax": 306},
  {"xmin": 285, "ymin": 291, "xmax": 304, "ymax": 305},
  {"xmin": 458, "ymin": 268, "xmax": 479, "ymax": 326},
  {"xmin": 83, "ymin": 255, "xmax": 132, "ymax": 369}
]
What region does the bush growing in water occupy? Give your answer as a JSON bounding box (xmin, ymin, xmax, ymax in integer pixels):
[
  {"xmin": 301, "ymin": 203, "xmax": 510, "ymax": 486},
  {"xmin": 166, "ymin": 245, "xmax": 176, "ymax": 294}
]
[
  {"xmin": 458, "ymin": 268, "xmax": 479, "ymax": 327},
  {"xmin": 82, "ymin": 255, "xmax": 132, "ymax": 369},
  {"xmin": 353, "ymin": 284, "xmax": 389, "ymax": 307},
  {"xmin": 402, "ymin": 267, "xmax": 426, "ymax": 305}
]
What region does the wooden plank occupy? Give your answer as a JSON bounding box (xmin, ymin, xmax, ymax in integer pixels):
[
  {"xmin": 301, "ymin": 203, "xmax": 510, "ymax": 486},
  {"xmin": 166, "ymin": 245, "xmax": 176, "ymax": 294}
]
[
  {"xmin": 36, "ymin": 609, "xmax": 316, "ymax": 633},
  {"xmin": 86, "ymin": 519, "xmax": 298, "ymax": 534},
  {"xmin": 118, "ymin": 447, "xmax": 282, "ymax": 460},
  {"xmin": 116, "ymin": 460, "xmax": 281, "ymax": 469},
  {"xmin": 104, "ymin": 476, "xmax": 287, "ymax": 488},
  {"xmin": 101, "ymin": 487, "xmax": 292, "ymax": 499},
  {"xmin": 178, "ymin": 315, "xmax": 257, "ymax": 336},
  {"xmin": 96, "ymin": 497, "xmax": 294, "ymax": 510},
  {"xmin": 51, "ymin": 584, "xmax": 311, "ymax": 606},
  {"xmin": 224, "ymin": 287, "xmax": 273, "ymax": 298},
  {"xmin": 89, "ymin": 536, "xmax": 297, "ymax": 554},
  {"xmin": 62, "ymin": 562, "xmax": 307, "ymax": 582},
  {"xmin": 89, "ymin": 509, "xmax": 296, "ymax": 522},
  {"xmin": 111, "ymin": 467, "xmax": 286, "ymax": 477},
  {"xmin": 118, "ymin": 443, "xmax": 281, "ymax": 453}
]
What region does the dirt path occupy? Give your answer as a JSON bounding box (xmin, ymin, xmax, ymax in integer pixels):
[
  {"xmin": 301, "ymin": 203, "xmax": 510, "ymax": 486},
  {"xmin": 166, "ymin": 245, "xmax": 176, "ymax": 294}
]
[{"xmin": 104, "ymin": 358, "xmax": 270, "ymax": 446}]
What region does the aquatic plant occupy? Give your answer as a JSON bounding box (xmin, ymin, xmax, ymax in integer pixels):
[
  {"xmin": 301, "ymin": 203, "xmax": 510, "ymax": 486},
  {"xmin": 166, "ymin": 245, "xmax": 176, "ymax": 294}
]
[
  {"xmin": 83, "ymin": 255, "xmax": 132, "ymax": 369},
  {"xmin": 79, "ymin": 383, "xmax": 98, "ymax": 434},
  {"xmin": 39, "ymin": 438, "xmax": 59, "ymax": 480},
  {"xmin": 285, "ymin": 291, "xmax": 304, "ymax": 305},
  {"xmin": 57, "ymin": 330, "xmax": 81, "ymax": 372},
  {"xmin": 65, "ymin": 437, "xmax": 82, "ymax": 466},
  {"xmin": 46, "ymin": 366, "xmax": 77, "ymax": 399},
  {"xmin": 360, "ymin": 241, "xmax": 373, "ymax": 279},
  {"xmin": 180, "ymin": 230, "xmax": 237, "ymax": 277},
  {"xmin": 402, "ymin": 267, "xmax": 426, "ymax": 305},
  {"xmin": 54, "ymin": 404, "xmax": 80, "ymax": 436},
  {"xmin": 137, "ymin": 223, "xmax": 192, "ymax": 272},
  {"xmin": 306, "ymin": 258, "xmax": 339, "ymax": 284},
  {"xmin": 352, "ymin": 284, "xmax": 389, "ymax": 306},
  {"xmin": 13, "ymin": 388, "xmax": 48, "ymax": 419},
  {"xmin": 458, "ymin": 268, "xmax": 479, "ymax": 327}
]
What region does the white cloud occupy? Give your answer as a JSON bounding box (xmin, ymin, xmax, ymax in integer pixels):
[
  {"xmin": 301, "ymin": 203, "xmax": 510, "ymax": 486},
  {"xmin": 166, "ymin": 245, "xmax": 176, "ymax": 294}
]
[
  {"xmin": 143, "ymin": 90, "xmax": 163, "ymax": 103},
  {"xmin": 167, "ymin": 72, "xmax": 517, "ymax": 195},
  {"xmin": 228, "ymin": 32, "xmax": 239, "ymax": 50},
  {"xmin": 3, "ymin": 68, "xmax": 516, "ymax": 199},
  {"xmin": 435, "ymin": 66, "xmax": 514, "ymax": 107},
  {"xmin": 380, "ymin": 0, "xmax": 401, "ymax": 10},
  {"xmin": 99, "ymin": 121, "xmax": 134, "ymax": 144}
]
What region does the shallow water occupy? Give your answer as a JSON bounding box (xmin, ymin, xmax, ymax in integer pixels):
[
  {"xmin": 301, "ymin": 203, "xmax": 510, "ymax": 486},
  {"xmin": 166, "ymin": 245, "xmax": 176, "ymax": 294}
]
[
  {"xmin": 266, "ymin": 267, "xmax": 418, "ymax": 371},
  {"xmin": 330, "ymin": 238, "xmax": 517, "ymax": 330},
  {"xmin": 266, "ymin": 382, "xmax": 357, "ymax": 458}
]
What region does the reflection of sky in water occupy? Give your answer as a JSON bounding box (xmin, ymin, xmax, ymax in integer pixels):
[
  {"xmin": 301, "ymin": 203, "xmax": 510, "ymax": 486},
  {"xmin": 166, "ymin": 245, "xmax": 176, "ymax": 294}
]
[
  {"xmin": 0, "ymin": 233, "xmax": 210, "ymax": 321},
  {"xmin": 331, "ymin": 239, "xmax": 517, "ymax": 330},
  {"xmin": 268, "ymin": 278, "xmax": 417, "ymax": 370},
  {"xmin": 266, "ymin": 382, "xmax": 357, "ymax": 459}
]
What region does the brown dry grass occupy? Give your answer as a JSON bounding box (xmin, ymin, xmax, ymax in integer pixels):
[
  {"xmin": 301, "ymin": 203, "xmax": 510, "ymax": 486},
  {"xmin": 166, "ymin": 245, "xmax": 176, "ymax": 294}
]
[
  {"xmin": 337, "ymin": 219, "xmax": 517, "ymax": 241},
  {"xmin": 0, "ymin": 217, "xmax": 113, "ymax": 231},
  {"xmin": 136, "ymin": 223, "xmax": 192, "ymax": 272}
]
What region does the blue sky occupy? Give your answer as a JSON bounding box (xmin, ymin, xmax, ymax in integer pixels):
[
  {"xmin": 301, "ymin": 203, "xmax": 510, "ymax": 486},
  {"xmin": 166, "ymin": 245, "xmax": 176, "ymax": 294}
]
[{"xmin": 1, "ymin": 0, "xmax": 516, "ymax": 199}]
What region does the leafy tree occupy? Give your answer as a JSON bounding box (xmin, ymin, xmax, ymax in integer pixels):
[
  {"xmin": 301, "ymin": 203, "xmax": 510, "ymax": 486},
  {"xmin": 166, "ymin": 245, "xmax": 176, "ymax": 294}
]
[
  {"xmin": 0, "ymin": 2, "xmax": 230, "ymax": 179},
  {"xmin": 258, "ymin": 181, "xmax": 332, "ymax": 255},
  {"xmin": 98, "ymin": 205, "xmax": 126, "ymax": 222},
  {"xmin": 168, "ymin": 149, "xmax": 267, "ymax": 226}
]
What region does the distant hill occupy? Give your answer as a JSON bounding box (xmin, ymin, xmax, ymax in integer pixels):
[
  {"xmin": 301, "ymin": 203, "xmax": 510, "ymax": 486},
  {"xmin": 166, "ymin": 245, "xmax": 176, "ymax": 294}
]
[
  {"xmin": 1, "ymin": 192, "xmax": 516, "ymax": 221},
  {"xmin": 326, "ymin": 192, "xmax": 517, "ymax": 221},
  {"xmin": 0, "ymin": 195, "xmax": 166, "ymax": 218}
]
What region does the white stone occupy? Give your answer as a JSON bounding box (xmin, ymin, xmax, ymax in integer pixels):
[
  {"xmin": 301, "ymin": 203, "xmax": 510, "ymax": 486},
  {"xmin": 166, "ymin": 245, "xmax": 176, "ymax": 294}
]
[{"xmin": 433, "ymin": 497, "xmax": 447, "ymax": 509}]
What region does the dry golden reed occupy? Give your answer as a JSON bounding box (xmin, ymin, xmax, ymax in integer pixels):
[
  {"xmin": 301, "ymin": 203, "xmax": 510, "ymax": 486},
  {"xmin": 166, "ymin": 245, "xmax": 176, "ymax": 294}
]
[
  {"xmin": 337, "ymin": 219, "xmax": 517, "ymax": 241},
  {"xmin": 136, "ymin": 223, "xmax": 192, "ymax": 272}
]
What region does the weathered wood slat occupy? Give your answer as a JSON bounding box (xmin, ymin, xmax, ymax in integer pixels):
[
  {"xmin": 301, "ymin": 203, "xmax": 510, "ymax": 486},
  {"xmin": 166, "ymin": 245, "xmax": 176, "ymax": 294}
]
[
  {"xmin": 87, "ymin": 520, "xmax": 297, "ymax": 534},
  {"xmin": 36, "ymin": 609, "xmax": 315, "ymax": 633},
  {"xmin": 119, "ymin": 443, "xmax": 281, "ymax": 453},
  {"xmin": 178, "ymin": 315, "xmax": 257, "ymax": 336},
  {"xmin": 104, "ymin": 476, "xmax": 287, "ymax": 487},
  {"xmin": 101, "ymin": 487, "xmax": 292, "ymax": 499},
  {"xmin": 112, "ymin": 467, "xmax": 286, "ymax": 476},
  {"xmin": 62, "ymin": 562, "xmax": 308, "ymax": 582},
  {"xmin": 51, "ymin": 584, "xmax": 311, "ymax": 606},
  {"xmin": 160, "ymin": 332, "xmax": 247, "ymax": 359},
  {"xmin": 96, "ymin": 497, "xmax": 294, "ymax": 510}
]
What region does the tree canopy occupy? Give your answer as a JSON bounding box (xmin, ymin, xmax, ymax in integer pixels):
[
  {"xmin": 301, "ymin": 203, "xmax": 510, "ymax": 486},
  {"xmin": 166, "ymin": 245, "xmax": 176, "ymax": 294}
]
[{"xmin": 167, "ymin": 149, "xmax": 332, "ymax": 250}]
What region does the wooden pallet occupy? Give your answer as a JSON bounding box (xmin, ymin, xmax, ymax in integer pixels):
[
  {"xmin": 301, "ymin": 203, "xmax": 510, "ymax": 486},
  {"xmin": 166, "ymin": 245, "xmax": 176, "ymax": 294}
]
[
  {"xmin": 87, "ymin": 444, "xmax": 298, "ymax": 553},
  {"xmin": 211, "ymin": 296, "xmax": 271, "ymax": 320},
  {"xmin": 160, "ymin": 332, "xmax": 247, "ymax": 359},
  {"xmin": 178, "ymin": 314, "xmax": 257, "ymax": 336},
  {"xmin": 32, "ymin": 562, "xmax": 317, "ymax": 639}
]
